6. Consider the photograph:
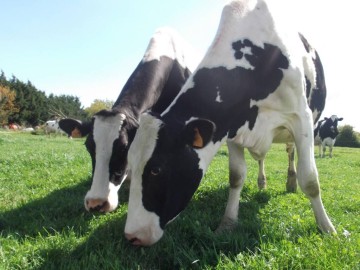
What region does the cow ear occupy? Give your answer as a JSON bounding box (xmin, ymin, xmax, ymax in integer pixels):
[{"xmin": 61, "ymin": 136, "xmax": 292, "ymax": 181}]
[
  {"xmin": 338, "ymin": 117, "xmax": 343, "ymax": 121},
  {"xmin": 183, "ymin": 119, "xmax": 215, "ymax": 149},
  {"xmin": 59, "ymin": 118, "xmax": 91, "ymax": 138}
]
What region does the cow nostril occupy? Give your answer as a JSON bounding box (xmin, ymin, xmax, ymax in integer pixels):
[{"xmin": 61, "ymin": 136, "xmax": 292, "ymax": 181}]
[
  {"xmin": 125, "ymin": 233, "xmax": 142, "ymax": 246},
  {"xmin": 86, "ymin": 199, "xmax": 109, "ymax": 213},
  {"xmin": 129, "ymin": 237, "xmax": 138, "ymax": 244}
]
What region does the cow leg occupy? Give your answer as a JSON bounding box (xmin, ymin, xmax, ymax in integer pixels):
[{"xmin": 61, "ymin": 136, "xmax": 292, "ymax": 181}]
[
  {"xmin": 257, "ymin": 160, "xmax": 266, "ymax": 189},
  {"xmin": 294, "ymin": 115, "xmax": 336, "ymax": 233},
  {"xmin": 321, "ymin": 143, "xmax": 326, "ymax": 158},
  {"xmin": 329, "ymin": 144, "xmax": 333, "ymax": 158},
  {"xmin": 286, "ymin": 143, "xmax": 297, "ymax": 192},
  {"xmin": 216, "ymin": 141, "xmax": 246, "ymax": 233}
]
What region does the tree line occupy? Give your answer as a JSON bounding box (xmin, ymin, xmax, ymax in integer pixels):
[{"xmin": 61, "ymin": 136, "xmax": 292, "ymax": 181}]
[{"xmin": 0, "ymin": 71, "xmax": 113, "ymax": 127}]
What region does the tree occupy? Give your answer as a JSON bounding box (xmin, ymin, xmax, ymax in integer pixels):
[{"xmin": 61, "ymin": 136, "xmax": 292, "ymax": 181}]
[
  {"xmin": 1, "ymin": 71, "xmax": 89, "ymax": 125},
  {"xmin": 85, "ymin": 99, "xmax": 114, "ymax": 117},
  {"xmin": 335, "ymin": 125, "xmax": 360, "ymax": 148},
  {"xmin": 7, "ymin": 77, "xmax": 48, "ymax": 126},
  {"xmin": 0, "ymin": 85, "xmax": 19, "ymax": 125},
  {"xmin": 47, "ymin": 94, "xmax": 88, "ymax": 121}
]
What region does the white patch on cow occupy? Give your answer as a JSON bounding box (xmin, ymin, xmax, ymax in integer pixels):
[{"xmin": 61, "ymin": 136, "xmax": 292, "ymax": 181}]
[
  {"xmin": 85, "ymin": 113, "xmax": 125, "ymax": 210},
  {"xmin": 125, "ymin": 113, "xmax": 164, "ymax": 245},
  {"xmin": 195, "ymin": 0, "xmax": 289, "ymax": 71},
  {"xmin": 45, "ymin": 120, "xmax": 65, "ymax": 135},
  {"xmin": 195, "ymin": 139, "xmax": 226, "ymax": 173},
  {"xmin": 330, "ymin": 115, "xmax": 338, "ymax": 122},
  {"xmin": 215, "ymin": 90, "xmax": 223, "ymax": 103},
  {"xmin": 142, "ymin": 27, "xmax": 200, "ymax": 72},
  {"xmin": 322, "ymin": 137, "xmax": 335, "ymax": 147}
]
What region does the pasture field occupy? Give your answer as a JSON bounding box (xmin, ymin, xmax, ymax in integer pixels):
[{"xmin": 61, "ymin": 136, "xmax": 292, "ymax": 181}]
[{"xmin": 0, "ymin": 131, "xmax": 359, "ymax": 269}]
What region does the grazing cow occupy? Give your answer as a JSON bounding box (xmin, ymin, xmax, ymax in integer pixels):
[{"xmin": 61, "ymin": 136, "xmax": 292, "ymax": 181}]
[
  {"xmin": 59, "ymin": 27, "xmax": 196, "ymax": 213},
  {"xmin": 314, "ymin": 115, "xmax": 343, "ymax": 158},
  {"xmin": 44, "ymin": 119, "xmax": 65, "ymax": 135},
  {"xmin": 124, "ymin": 0, "xmax": 336, "ymax": 246}
]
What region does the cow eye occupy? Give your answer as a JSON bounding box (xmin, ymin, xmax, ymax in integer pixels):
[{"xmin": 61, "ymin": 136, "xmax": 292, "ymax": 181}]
[{"xmin": 151, "ymin": 167, "xmax": 161, "ymax": 176}]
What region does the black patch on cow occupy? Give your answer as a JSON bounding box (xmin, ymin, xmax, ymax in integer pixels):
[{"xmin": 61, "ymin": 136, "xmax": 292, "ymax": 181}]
[
  {"xmin": 84, "ymin": 119, "xmax": 96, "ymax": 175},
  {"xmin": 164, "ymin": 40, "xmax": 289, "ymax": 141},
  {"xmin": 95, "ymin": 109, "xmax": 120, "ymax": 118},
  {"xmin": 109, "ymin": 128, "xmax": 129, "ymax": 185},
  {"xmin": 299, "ymin": 33, "xmax": 326, "ymax": 123},
  {"xmin": 141, "ymin": 124, "xmax": 203, "ymax": 229},
  {"xmin": 113, "ymin": 57, "xmax": 189, "ymax": 120},
  {"xmin": 305, "ymin": 76, "xmax": 311, "ymax": 99},
  {"xmin": 309, "ymin": 50, "xmax": 326, "ymax": 122}
]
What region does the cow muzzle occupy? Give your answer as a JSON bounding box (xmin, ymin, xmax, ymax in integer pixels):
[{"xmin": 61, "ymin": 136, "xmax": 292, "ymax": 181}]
[
  {"xmin": 124, "ymin": 228, "xmax": 163, "ymax": 247},
  {"xmin": 84, "ymin": 183, "xmax": 120, "ymax": 213},
  {"xmin": 85, "ymin": 198, "xmax": 112, "ymax": 213}
]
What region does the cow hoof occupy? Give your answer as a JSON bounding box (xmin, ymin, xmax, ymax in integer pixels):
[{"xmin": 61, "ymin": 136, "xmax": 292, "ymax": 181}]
[
  {"xmin": 215, "ymin": 217, "xmax": 238, "ymax": 234},
  {"xmin": 257, "ymin": 178, "xmax": 267, "ymax": 190},
  {"xmin": 286, "ymin": 184, "xmax": 297, "ymax": 193}
]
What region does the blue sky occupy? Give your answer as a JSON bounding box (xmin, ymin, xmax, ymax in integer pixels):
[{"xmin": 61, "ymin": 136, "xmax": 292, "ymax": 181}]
[{"xmin": 1, "ymin": 0, "xmax": 359, "ymax": 131}]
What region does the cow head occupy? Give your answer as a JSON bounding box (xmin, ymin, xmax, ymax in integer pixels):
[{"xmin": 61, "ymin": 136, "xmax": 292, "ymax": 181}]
[
  {"xmin": 320, "ymin": 115, "xmax": 343, "ymax": 139},
  {"xmin": 59, "ymin": 110, "xmax": 130, "ymax": 213},
  {"xmin": 124, "ymin": 113, "xmax": 215, "ymax": 246}
]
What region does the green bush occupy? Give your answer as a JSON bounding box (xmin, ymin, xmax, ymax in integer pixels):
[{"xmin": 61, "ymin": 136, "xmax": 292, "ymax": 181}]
[{"xmin": 335, "ymin": 125, "xmax": 360, "ymax": 148}]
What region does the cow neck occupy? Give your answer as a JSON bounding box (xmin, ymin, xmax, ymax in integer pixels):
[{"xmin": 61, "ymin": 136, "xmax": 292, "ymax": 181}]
[{"xmin": 113, "ymin": 58, "xmax": 175, "ymax": 119}]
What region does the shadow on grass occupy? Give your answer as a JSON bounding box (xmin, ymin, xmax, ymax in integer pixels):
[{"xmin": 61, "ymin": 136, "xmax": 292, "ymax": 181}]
[
  {"xmin": 36, "ymin": 184, "xmax": 271, "ymax": 270},
  {"xmin": 0, "ymin": 178, "xmax": 94, "ymax": 238}
]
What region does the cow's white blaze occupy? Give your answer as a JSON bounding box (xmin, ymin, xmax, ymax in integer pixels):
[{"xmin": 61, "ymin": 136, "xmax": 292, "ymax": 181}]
[
  {"xmin": 84, "ymin": 113, "xmax": 125, "ymax": 211},
  {"xmin": 125, "ymin": 114, "xmax": 164, "ymax": 245}
]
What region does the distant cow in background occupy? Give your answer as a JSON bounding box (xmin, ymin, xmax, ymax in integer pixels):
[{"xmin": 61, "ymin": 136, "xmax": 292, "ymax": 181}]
[
  {"xmin": 45, "ymin": 119, "xmax": 66, "ymax": 136},
  {"xmin": 314, "ymin": 115, "xmax": 343, "ymax": 157}
]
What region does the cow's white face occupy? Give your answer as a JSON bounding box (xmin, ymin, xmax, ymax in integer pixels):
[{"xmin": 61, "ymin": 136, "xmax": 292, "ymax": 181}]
[
  {"xmin": 124, "ymin": 113, "xmax": 215, "ymax": 246},
  {"xmin": 84, "ymin": 112, "xmax": 128, "ymax": 212},
  {"xmin": 124, "ymin": 114, "xmax": 164, "ymax": 245}
]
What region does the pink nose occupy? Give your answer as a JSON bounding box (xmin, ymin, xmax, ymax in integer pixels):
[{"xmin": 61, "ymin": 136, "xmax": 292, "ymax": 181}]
[
  {"xmin": 85, "ymin": 198, "xmax": 110, "ymax": 212},
  {"xmin": 125, "ymin": 233, "xmax": 143, "ymax": 246}
]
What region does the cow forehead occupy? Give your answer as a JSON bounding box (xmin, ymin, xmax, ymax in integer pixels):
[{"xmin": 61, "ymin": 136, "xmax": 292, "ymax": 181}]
[
  {"xmin": 330, "ymin": 115, "xmax": 339, "ymax": 122},
  {"xmin": 93, "ymin": 115, "xmax": 124, "ymax": 153},
  {"xmin": 128, "ymin": 114, "xmax": 163, "ymax": 173}
]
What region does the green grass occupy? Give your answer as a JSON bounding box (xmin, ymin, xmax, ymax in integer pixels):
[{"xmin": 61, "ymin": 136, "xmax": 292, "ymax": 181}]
[{"xmin": 0, "ymin": 131, "xmax": 359, "ymax": 269}]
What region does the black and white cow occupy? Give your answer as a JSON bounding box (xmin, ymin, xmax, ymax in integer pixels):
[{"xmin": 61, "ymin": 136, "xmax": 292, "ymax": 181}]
[
  {"xmin": 124, "ymin": 0, "xmax": 336, "ymax": 246},
  {"xmin": 314, "ymin": 115, "xmax": 343, "ymax": 158},
  {"xmin": 59, "ymin": 27, "xmax": 196, "ymax": 213},
  {"xmin": 45, "ymin": 119, "xmax": 66, "ymax": 136}
]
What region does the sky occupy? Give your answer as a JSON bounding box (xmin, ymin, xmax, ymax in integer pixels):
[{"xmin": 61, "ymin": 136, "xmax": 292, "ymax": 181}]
[{"xmin": 1, "ymin": 0, "xmax": 359, "ymax": 131}]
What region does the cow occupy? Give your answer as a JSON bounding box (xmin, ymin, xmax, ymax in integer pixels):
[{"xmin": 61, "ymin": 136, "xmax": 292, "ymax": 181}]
[
  {"xmin": 314, "ymin": 115, "xmax": 343, "ymax": 158},
  {"xmin": 58, "ymin": 27, "xmax": 197, "ymax": 213},
  {"xmin": 44, "ymin": 119, "xmax": 66, "ymax": 136},
  {"xmin": 9, "ymin": 123, "xmax": 19, "ymax": 130},
  {"xmin": 124, "ymin": 0, "xmax": 336, "ymax": 246}
]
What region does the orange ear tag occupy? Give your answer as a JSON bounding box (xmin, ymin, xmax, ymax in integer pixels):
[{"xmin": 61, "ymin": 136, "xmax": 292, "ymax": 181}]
[
  {"xmin": 71, "ymin": 128, "xmax": 82, "ymax": 138},
  {"xmin": 193, "ymin": 128, "xmax": 204, "ymax": 148}
]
